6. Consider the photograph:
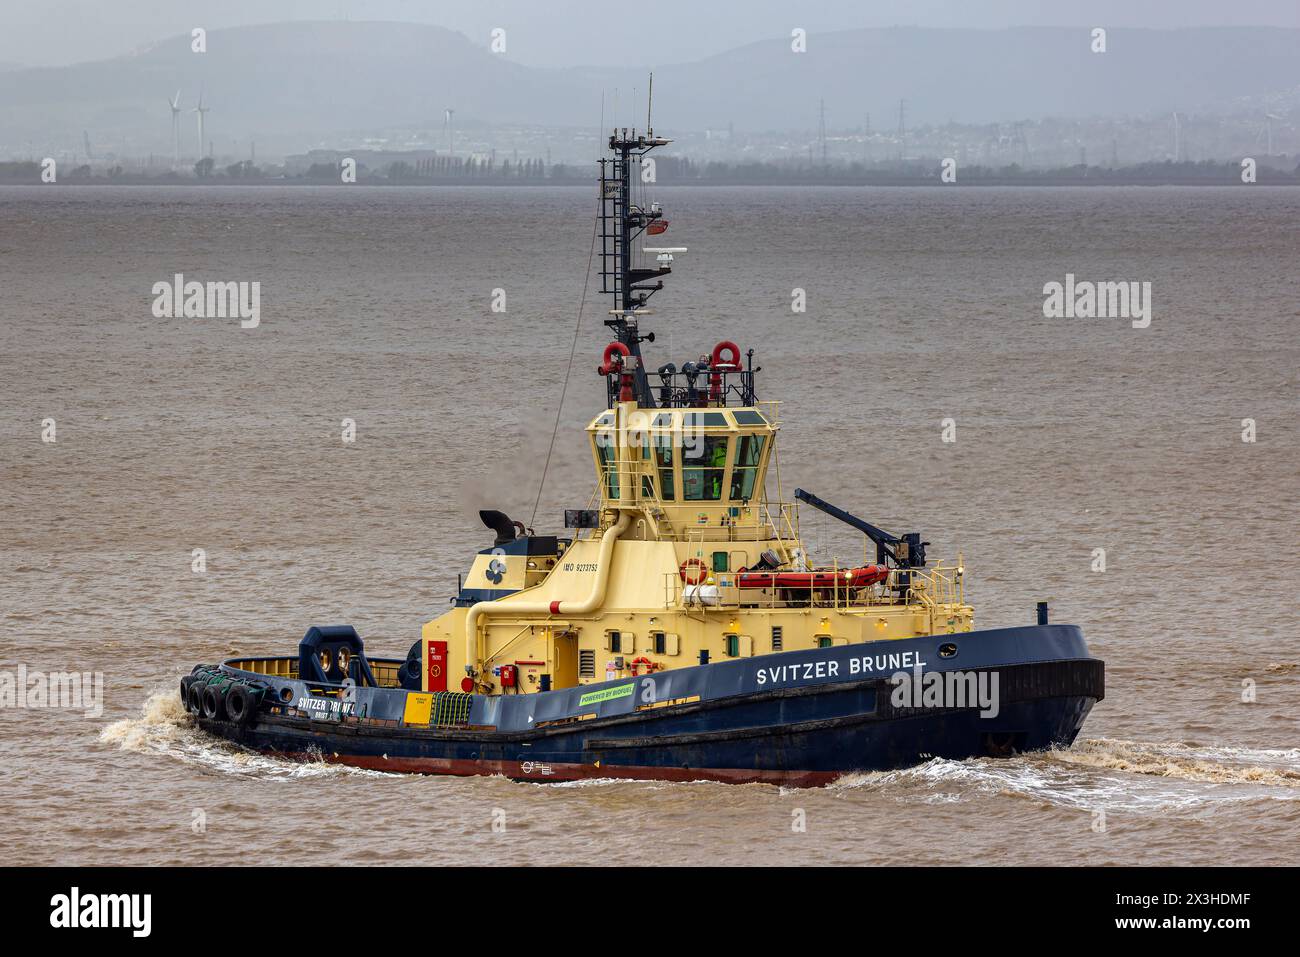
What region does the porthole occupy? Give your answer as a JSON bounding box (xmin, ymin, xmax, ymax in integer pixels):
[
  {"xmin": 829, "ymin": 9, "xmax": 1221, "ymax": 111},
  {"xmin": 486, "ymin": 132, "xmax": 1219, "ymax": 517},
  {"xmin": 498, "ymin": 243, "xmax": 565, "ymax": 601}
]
[{"xmin": 938, "ymin": 642, "xmax": 958, "ymax": 658}]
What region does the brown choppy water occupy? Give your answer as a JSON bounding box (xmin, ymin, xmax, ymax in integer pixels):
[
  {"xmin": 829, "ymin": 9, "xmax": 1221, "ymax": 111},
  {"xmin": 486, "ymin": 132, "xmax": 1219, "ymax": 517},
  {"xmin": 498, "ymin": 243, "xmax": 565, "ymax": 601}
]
[{"xmin": 1, "ymin": 185, "xmax": 1297, "ymax": 865}]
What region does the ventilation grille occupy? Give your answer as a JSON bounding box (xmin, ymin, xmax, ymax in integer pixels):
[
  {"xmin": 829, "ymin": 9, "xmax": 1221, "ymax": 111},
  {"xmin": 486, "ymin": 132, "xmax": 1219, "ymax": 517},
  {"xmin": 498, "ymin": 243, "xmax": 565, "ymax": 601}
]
[
  {"xmin": 771, "ymin": 626, "xmax": 783, "ymax": 651},
  {"xmin": 579, "ymin": 649, "xmax": 596, "ymax": 679}
]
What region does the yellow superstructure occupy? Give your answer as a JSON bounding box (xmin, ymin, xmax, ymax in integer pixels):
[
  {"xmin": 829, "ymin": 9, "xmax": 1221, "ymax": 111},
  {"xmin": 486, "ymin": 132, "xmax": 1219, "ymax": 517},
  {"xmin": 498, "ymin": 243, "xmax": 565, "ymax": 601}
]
[{"xmin": 419, "ymin": 398, "xmax": 973, "ymax": 695}]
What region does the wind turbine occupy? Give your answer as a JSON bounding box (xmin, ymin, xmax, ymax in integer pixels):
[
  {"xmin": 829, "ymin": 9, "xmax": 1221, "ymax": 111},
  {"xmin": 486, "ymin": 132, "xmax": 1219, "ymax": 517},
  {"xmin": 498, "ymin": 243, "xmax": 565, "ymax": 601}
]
[
  {"xmin": 168, "ymin": 90, "xmax": 182, "ymax": 167},
  {"xmin": 193, "ymin": 91, "xmax": 211, "ymax": 159},
  {"xmin": 1264, "ymin": 113, "xmax": 1281, "ymax": 156}
]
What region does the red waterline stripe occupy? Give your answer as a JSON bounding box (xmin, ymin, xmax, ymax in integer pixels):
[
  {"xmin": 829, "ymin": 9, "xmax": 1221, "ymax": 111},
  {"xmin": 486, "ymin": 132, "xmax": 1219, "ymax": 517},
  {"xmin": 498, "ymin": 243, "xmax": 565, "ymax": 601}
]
[{"xmin": 279, "ymin": 750, "xmax": 839, "ymax": 787}]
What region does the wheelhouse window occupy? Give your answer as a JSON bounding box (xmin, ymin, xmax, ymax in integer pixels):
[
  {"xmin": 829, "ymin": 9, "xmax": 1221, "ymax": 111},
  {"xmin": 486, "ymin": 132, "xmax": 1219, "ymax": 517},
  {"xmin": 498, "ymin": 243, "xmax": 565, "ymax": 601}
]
[
  {"xmin": 682, "ymin": 412, "xmax": 729, "ymax": 428},
  {"xmin": 683, "ymin": 435, "xmax": 729, "ymax": 501},
  {"xmin": 595, "ymin": 436, "xmax": 618, "ymax": 499},
  {"xmin": 729, "ymin": 434, "xmax": 766, "ymax": 501},
  {"xmin": 653, "ymin": 433, "xmax": 675, "ymax": 500}
]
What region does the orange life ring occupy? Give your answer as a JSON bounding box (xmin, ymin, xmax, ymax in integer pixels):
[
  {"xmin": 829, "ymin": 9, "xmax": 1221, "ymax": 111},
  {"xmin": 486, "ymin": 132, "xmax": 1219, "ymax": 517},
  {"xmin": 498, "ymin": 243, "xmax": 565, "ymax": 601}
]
[
  {"xmin": 679, "ymin": 558, "xmax": 708, "ymax": 585},
  {"xmin": 629, "ymin": 656, "xmax": 656, "ymax": 676}
]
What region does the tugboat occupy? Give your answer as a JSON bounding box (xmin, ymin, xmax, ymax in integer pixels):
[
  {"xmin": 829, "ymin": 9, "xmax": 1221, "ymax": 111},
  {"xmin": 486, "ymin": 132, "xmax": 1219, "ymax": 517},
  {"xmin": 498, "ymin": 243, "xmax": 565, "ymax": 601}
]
[{"xmin": 179, "ymin": 122, "xmax": 1103, "ymax": 786}]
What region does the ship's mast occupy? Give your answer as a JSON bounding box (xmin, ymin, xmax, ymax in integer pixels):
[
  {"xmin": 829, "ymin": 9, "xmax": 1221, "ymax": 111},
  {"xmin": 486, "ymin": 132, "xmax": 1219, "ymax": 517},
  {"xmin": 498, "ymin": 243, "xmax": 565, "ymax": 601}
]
[{"xmin": 598, "ymin": 125, "xmax": 672, "ymax": 407}]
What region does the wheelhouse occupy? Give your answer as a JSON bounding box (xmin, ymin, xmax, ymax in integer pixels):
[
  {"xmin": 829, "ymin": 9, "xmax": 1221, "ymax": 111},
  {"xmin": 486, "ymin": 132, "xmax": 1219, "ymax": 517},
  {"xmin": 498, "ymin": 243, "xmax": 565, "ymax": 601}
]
[{"xmin": 586, "ymin": 406, "xmax": 777, "ymax": 523}]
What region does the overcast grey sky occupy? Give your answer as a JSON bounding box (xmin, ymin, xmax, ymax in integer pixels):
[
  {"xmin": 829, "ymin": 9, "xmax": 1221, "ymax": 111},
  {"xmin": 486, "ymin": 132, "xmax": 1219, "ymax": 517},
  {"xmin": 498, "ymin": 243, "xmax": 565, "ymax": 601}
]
[{"xmin": 4, "ymin": 0, "xmax": 1299, "ymax": 68}]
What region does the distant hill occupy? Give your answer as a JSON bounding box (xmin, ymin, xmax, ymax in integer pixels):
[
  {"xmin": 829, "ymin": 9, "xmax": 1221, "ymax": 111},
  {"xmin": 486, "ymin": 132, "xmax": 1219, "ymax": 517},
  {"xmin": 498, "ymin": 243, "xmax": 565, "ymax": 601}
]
[
  {"xmin": 652, "ymin": 25, "xmax": 1300, "ymax": 128},
  {"xmin": 0, "ymin": 21, "xmax": 1295, "ymax": 155},
  {"xmin": 0, "ymin": 21, "xmax": 586, "ymax": 155}
]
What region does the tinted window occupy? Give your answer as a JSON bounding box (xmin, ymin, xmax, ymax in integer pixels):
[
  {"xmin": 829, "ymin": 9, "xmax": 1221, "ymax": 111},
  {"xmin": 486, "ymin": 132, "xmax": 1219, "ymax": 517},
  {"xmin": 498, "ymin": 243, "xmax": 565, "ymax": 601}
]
[
  {"xmin": 683, "ymin": 436, "xmax": 728, "ymax": 500},
  {"xmin": 596, "ymin": 440, "xmax": 618, "ymax": 498},
  {"xmin": 729, "ymin": 434, "xmax": 766, "ymax": 501},
  {"xmin": 682, "ymin": 412, "xmax": 729, "ymax": 428},
  {"xmin": 653, "ymin": 434, "xmax": 675, "ymax": 500}
]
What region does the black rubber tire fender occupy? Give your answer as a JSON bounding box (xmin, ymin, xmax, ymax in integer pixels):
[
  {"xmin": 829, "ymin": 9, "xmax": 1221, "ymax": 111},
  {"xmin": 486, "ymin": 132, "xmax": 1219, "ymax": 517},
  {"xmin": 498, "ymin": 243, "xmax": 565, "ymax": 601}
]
[
  {"xmin": 224, "ymin": 684, "xmax": 258, "ymax": 725},
  {"xmin": 201, "ymin": 682, "xmax": 228, "ymax": 720},
  {"xmin": 186, "ymin": 679, "xmax": 206, "ymax": 715}
]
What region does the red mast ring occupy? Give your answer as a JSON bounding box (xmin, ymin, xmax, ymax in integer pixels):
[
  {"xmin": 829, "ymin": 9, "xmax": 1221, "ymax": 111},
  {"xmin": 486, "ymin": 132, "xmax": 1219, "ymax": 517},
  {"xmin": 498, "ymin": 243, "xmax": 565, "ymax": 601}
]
[
  {"xmin": 709, "ymin": 341, "xmax": 742, "ymax": 402},
  {"xmin": 599, "ymin": 342, "xmax": 636, "ymax": 403}
]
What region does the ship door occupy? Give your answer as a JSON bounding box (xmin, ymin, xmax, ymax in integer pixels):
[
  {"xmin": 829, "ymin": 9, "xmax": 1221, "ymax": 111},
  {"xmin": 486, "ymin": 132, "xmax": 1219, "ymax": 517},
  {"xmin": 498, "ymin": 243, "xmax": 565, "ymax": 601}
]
[
  {"xmin": 426, "ymin": 640, "xmax": 448, "ymax": 693},
  {"xmin": 552, "ymin": 632, "xmax": 579, "ymax": 689}
]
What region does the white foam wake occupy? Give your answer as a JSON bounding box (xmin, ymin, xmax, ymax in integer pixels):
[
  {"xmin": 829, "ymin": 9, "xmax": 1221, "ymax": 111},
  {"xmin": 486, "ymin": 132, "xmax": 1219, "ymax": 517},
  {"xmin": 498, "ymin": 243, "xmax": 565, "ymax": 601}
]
[
  {"xmin": 829, "ymin": 737, "xmax": 1300, "ymax": 811},
  {"xmin": 99, "ymin": 688, "xmax": 400, "ymax": 781}
]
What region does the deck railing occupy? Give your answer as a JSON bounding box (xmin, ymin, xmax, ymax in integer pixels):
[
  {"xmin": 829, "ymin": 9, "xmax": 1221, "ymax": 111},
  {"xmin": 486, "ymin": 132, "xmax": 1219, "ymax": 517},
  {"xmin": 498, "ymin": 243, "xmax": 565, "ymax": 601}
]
[
  {"xmin": 221, "ymin": 655, "xmax": 405, "ymax": 689},
  {"xmin": 662, "ymin": 560, "xmax": 965, "ymax": 613}
]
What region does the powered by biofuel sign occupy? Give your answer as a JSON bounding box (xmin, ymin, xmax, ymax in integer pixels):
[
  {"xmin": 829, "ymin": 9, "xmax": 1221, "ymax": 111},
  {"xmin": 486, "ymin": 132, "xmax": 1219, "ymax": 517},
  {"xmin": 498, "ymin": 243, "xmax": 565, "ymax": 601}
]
[{"xmin": 579, "ymin": 682, "xmax": 636, "ymax": 708}]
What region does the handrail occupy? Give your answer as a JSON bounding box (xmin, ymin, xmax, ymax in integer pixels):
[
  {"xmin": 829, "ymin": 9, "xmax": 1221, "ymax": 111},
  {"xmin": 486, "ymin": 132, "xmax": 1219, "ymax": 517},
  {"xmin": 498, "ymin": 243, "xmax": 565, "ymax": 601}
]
[
  {"xmin": 663, "ymin": 560, "xmax": 967, "ymax": 613},
  {"xmin": 611, "ymin": 368, "xmax": 759, "ymax": 408}
]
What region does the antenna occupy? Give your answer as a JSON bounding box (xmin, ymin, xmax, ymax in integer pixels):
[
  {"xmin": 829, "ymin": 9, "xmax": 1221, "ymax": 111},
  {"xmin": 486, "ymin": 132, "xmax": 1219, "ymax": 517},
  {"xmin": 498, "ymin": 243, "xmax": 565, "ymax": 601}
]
[
  {"xmin": 642, "ymin": 246, "xmax": 687, "ymax": 266},
  {"xmin": 646, "ymin": 72, "xmax": 654, "ymax": 137}
]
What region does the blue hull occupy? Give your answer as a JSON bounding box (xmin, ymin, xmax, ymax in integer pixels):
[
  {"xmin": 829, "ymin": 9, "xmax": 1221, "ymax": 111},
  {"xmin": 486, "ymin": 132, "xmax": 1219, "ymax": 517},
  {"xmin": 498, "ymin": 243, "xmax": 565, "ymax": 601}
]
[{"xmin": 195, "ymin": 625, "xmax": 1104, "ymax": 786}]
